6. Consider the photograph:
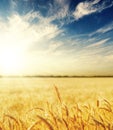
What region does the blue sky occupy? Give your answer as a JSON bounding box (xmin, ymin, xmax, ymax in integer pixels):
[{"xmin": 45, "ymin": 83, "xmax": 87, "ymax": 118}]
[{"xmin": 0, "ymin": 0, "xmax": 113, "ymax": 76}]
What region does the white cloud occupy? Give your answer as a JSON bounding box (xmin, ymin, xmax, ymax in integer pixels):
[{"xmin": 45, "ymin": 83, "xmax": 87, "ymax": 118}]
[
  {"xmin": 55, "ymin": 0, "xmax": 69, "ymax": 18},
  {"xmin": 0, "ymin": 12, "xmax": 65, "ymax": 75},
  {"xmin": 0, "ymin": 12, "xmax": 62, "ymax": 50},
  {"xmin": 73, "ymin": 0, "xmax": 113, "ymax": 20},
  {"xmin": 47, "ymin": 0, "xmax": 71, "ymax": 25},
  {"xmin": 10, "ymin": 0, "xmax": 17, "ymax": 10},
  {"xmin": 0, "ymin": 4, "xmax": 113, "ymax": 75},
  {"xmin": 90, "ymin": 22, "xmax": 113, "ymax": 36},
  {"xmin": 73, "ymin": 1, "xmax": 97, "ymax": 20},
  {"xmin": 55, "ymin": 0, "xmax": 68, "ymax": 6},
  {"xmin": 70, "ymin": 43, "xmax": 113, "ymax": 75},
  {"xmin": 86, "ymin": 38, "xmax": 110, "ymax": 48}
]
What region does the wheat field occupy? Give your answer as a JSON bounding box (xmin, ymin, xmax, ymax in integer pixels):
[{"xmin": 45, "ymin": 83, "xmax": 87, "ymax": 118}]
[{"xmin": 0, "ymin": 77, "xmax": 113, "ymax": 130}]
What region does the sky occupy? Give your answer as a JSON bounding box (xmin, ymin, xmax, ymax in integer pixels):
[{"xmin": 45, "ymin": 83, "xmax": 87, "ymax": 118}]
[{"xmin": 0, "ymin": 0, "xmax": 113, "ymax": 76}]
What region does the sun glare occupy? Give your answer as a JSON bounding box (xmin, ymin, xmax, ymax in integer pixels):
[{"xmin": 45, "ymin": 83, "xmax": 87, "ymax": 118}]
[{"xmin": 0, "ymin": 48, "xmax": 24, "ymax": 75}]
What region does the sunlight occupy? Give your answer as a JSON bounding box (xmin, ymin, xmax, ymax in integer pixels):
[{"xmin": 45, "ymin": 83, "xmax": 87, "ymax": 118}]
[{"xmin": 0, "ymin": 48, "xmax": 24, "ymax": 75}]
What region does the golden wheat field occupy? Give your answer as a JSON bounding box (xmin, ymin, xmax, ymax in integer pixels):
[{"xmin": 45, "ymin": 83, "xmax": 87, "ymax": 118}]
[{"xmin": 0, "ymin": 77, "xmax": 113, "ymax": 130}]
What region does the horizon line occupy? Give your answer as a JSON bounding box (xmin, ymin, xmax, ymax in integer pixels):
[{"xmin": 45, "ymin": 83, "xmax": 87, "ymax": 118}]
[{"xmin": 0, "ymin": 75, "xmax": 113, "ymax": 78}]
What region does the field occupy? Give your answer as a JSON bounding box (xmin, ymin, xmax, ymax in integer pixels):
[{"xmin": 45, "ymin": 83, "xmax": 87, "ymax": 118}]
[{"xmin": 0, "ymin": 77, "xmax": 113, "ymax": 130}]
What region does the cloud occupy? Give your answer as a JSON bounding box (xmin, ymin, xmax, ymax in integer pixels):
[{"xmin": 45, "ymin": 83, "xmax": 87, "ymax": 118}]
[
  {"xmin": 73, "ymin": 0, "xmax": 113, "ymax": 20},
  {"xmin": 0, "ymin": 12, "xmax": 62, "ymax": 51},
  {"xmin": 10, "ymin": 0, "xmax": 17, "ymax": 10},
  {"xmin": 90, "ymin": 21, "xmax": 113, "ymax": 36},
  {"xmin": 86, "ymin": 38, "xmax": 110, "ymax": 48},
  {"xmin": 54, "ymin": 0, "xmax": 69, "ymax": 18},
  {"xmin": 70, "ymin": 43, "xmax": 113, "ymax": 75},
  {"xmin": 0, "ymin": 12, "xmax": 65, "ymax": 74},
  {"xmin": 47, "ymin": 0, "xmax": 72, "ymax": 25},
  {"xmin": 0, "ymin": 1, "xmax": 113, "ymax": 75},
  {"xmin": 73, "ymin": 0, "xmax": 98, "ymax": 20},
  {"xmin": 1, "ymin": 11, "xmax": 83, "ymax": 75}
]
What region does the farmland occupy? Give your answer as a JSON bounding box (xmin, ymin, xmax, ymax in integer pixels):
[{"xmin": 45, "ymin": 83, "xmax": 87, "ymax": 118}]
[{"xmin": 0, "ymin": 77, "xmax": 113, "ymax": 130}]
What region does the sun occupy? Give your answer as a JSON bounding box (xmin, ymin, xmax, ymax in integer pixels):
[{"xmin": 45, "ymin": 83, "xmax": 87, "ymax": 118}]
[{"xmin": 0, "ymin": 48, "xmax": 24, "ymax": 75}]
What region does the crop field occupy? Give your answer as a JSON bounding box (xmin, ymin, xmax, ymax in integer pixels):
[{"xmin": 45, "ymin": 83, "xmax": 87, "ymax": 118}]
[{"xmin": 0, "ymin": 77, "xmax": 113, "ymax": 130}]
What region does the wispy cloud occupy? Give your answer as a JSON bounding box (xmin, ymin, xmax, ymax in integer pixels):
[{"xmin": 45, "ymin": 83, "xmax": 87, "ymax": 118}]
[
  {"xmin": 49, "ymin": 0, "xmax": 70, "ymax": 18},
  {"xmin": 86, "ymin": 38, "xmax": 110, "ymax": 48},
  {"xmin": 0, "ymin": 0, "xmax": 113, "ymax": 75},
  {"xmin": 10, "ymin": 0, "xmax": 17, "ymax": 11},
  {"xmin": 0, "ymin": 12, "xmax": 68, "ymax": 75},
  {"xmin": 73, "ymin": 0, "xmax": 113, "ymax": 20},
  {"xmin": 0, "ymin": 12, "xmax": 62, "ymax": 50},
  {"xmin": 45, "ymin": 0, "xmax": 73, "ymax": 26},
  {"xmin": 90, "ymin": 21, "xmax": 113, "ymax": 36},
  {"xmin": 0, "ymin": 11, "xmax": 64, "ymax": 66}
]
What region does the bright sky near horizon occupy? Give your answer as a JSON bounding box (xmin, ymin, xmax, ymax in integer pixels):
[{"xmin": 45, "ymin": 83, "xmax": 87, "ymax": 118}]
[{"xmin": 0, "ymin": 0, "xmax": 113, "ymax": 76}]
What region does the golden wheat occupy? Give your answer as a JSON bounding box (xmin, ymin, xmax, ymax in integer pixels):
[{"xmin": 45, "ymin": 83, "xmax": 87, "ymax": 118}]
[{"xmin": 0, "ymin": 78, "xmax": 113, "ymax": 130}]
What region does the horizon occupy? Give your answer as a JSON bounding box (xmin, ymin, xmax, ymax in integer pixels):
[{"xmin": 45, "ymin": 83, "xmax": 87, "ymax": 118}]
[
  {"xmin": 0, "ymin": 74, "xmax": 113, "ymax": 77},
  {"xmin": 0, "ymin": 0, "xmax": 113, "ymax": 76}
]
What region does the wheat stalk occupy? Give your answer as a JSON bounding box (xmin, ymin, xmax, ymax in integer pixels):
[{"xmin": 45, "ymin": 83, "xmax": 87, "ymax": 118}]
[{"xmin": 54, "ymin": 85, "xmax": 62, "ymax": 104}]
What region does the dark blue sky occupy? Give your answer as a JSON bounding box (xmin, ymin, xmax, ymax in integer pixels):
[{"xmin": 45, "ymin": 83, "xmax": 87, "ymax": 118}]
[{"xmin": 0, "ymin": 0, "xmax": 113, "ymax": 75}]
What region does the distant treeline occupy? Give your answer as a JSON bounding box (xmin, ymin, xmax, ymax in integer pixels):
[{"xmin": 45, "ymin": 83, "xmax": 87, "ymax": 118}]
[{"xmin": 0, "ymin": 75, "xmax": 113, "ymax": 78}]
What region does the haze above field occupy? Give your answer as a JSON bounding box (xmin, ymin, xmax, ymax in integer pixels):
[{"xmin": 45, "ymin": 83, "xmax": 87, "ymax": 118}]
[{"xmin": 0, "ymin": 0, "xmax": 113, "ymax": 76}]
